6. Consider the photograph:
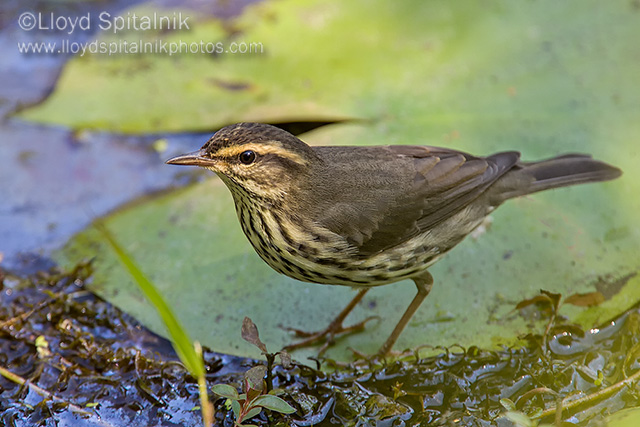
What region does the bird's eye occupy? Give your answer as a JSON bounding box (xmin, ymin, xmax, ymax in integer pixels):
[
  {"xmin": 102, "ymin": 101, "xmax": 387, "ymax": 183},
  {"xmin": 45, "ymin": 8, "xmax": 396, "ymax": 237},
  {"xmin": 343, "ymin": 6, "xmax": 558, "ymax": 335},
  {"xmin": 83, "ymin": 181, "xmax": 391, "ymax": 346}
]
[{"xmin": 239, "ymin": 150, "xmax": 256, "ymax": 165}]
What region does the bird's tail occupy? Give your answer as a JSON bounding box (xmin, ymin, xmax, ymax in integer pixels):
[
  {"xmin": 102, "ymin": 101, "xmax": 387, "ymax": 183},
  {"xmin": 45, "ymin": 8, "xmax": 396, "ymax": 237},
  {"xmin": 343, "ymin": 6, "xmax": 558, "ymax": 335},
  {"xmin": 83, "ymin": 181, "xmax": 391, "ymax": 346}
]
[{"xmin": 493, "ymin": 154, "xmax": 622, "ymax": 202}]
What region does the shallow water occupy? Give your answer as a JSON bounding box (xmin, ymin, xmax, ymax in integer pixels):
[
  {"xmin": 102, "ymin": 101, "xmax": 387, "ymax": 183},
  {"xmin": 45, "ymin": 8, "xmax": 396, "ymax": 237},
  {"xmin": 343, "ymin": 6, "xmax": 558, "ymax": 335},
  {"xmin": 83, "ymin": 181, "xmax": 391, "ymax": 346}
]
[{"xmin": 1, "ymin": 265, "xmax": 638, "ymax": 426}]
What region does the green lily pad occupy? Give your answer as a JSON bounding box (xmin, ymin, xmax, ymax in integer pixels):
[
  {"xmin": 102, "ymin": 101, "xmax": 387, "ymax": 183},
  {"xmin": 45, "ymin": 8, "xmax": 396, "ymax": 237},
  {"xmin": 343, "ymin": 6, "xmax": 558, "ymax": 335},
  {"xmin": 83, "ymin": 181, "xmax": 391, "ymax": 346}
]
[
  {"xmin": 20, "ymin": 1, "xmax": 639, "ymax": 136},
  {"xmin": 606, "ymin": 407, "xmax": 640, "ymax": 427},
  {"xmin": 53, "ymin": 0, "xmax": 639, "ymax": 362}
]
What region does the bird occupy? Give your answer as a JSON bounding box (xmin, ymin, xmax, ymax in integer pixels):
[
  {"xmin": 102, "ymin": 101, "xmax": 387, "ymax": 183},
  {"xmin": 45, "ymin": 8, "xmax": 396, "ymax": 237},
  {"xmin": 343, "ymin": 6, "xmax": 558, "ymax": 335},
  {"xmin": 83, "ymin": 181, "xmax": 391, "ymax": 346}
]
[{"xmin": 166, "ymin": 122, "xmax": 621, "ymax": 355}]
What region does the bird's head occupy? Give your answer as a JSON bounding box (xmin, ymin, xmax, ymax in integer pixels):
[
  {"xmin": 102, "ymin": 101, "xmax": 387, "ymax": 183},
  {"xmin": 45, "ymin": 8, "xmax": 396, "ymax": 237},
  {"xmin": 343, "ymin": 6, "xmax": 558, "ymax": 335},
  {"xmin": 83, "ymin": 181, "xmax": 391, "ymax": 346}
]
[{"xmin": 166, "ymin": 123, "xmax": 319, "ymax": 201}]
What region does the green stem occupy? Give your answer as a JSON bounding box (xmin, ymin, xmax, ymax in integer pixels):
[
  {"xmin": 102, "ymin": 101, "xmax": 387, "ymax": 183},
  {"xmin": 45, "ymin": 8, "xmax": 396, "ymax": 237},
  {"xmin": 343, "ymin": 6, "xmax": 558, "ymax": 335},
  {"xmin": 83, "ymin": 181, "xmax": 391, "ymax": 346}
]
[
  {"xmin": 198, "ymin": 373, "xmax": 214, "ymax": 427},
  {"xmin": 534, "ymin": 368, "xmax": 640, "ymax": 420}
]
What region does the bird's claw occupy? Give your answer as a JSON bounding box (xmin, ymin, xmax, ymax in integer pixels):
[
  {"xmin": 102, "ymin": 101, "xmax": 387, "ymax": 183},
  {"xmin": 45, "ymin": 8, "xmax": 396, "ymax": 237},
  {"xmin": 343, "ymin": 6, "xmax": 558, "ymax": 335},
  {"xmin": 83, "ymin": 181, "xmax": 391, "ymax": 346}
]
[{"xmin": 282, "ymin": 315, "xmax": 379, "ymax": 356}]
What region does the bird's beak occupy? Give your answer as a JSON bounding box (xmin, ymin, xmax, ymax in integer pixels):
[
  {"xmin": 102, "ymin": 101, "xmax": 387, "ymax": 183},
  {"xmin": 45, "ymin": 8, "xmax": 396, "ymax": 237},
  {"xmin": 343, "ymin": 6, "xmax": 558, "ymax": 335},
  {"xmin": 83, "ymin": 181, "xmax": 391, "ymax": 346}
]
[{"xmin": 165, "ymin": 149, "xmax": 216, "ymax": 167}]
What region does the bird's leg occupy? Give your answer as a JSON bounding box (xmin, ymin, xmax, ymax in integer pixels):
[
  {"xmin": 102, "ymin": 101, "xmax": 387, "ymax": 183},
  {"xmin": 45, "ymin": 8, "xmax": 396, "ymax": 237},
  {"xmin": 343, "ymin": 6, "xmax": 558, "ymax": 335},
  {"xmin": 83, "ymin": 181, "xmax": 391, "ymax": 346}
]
[
  {"xmin": 283, "ymin": 288, "xmax": 377, "ymax": 355},
  {"xmin": 377, "ymin": 271, "xmax": 434, "ymax": 356}
]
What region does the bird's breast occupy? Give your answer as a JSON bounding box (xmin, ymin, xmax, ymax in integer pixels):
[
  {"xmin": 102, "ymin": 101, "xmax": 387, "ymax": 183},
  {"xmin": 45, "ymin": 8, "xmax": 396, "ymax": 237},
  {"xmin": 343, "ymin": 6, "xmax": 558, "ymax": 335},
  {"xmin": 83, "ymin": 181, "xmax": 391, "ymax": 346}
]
[{"xmin": 231, "ymin": 195, "xmax": 446, "ymax": 287}]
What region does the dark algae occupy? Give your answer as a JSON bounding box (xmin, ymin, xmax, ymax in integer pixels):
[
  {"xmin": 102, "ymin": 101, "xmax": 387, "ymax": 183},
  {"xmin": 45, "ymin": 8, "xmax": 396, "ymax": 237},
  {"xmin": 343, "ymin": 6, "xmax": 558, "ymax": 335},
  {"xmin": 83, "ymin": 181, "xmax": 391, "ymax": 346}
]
[{"xmin": 1, "ymin": 264, "xmax": 640, "ymax": 426}]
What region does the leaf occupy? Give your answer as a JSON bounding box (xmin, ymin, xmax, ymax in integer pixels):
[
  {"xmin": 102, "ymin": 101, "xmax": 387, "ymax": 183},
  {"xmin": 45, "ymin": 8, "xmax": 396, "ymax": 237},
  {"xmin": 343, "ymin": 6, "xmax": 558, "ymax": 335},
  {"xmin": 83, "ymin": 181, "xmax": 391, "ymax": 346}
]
[
  {"xmin": 277, "ymin": 351, "xmax": 291, "ymax": 368},
  {"xmin": 94, "ymin": 221, "xmax": 204, "ymax": 379},
  {"xmin": 503, "ymin": 411, "xmax": 534, "ymax": 427},
  {"xmin": 540, "ymin": 291, "xmax": 562, "ymax": 306},
  {"xmin": 246, "ymin": 386, "xmax": 262, "ymax": 403},
  {"xmin": 605, "ymin": 407, "xmax": 640, "ymax": 427},
  {"xmin": 241, "ymin": 317, "xmax": 267, "ymax": 353},
  {"xmin": 515, "ymin": 294, "xmax": 555, "ymax": 311},
  {"xmin": 243, "ymin": 406, "xmax": 262, "ymax": 420},
  {"xmin": 499, "ymin": 398, "xmax": 516, "ymax": 412},
  {"xmin": 231, "ymin": 399, "xmax": 241, "ymax": 419},
  {"xmin": 244, "ymin": 365, "xmax": 267, "ymax": 393},
  {"xmin": 268, "ymin": 388, "xmax": 285, "ymax": 396},
  {"xmin": 251, "ymin": 395, "xmax": 296, "ymax": 414},
  {"xmin": 211, "ymin": 384, "xmax": 239, "ymax": 400},
  {"xmin": 564, "ymin": 292, "xmax": 606, "ymax": 307}
]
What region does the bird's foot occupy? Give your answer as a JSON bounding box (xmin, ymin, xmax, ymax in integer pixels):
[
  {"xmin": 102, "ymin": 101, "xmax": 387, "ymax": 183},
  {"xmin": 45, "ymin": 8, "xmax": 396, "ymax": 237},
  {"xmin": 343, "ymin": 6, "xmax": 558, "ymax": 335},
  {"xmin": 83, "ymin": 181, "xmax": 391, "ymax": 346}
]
[{"xmin": 282, "ymin": 316, "xmax": 378, "ymax": 356}]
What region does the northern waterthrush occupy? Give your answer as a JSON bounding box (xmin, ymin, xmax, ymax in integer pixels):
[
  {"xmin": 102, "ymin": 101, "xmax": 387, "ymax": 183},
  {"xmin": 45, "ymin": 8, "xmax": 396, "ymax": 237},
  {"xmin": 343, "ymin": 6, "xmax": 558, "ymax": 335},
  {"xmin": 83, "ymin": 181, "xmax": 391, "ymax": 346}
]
[{"xmin": 166, "ymin": 122, "xmax": 621, "ymax": 355}]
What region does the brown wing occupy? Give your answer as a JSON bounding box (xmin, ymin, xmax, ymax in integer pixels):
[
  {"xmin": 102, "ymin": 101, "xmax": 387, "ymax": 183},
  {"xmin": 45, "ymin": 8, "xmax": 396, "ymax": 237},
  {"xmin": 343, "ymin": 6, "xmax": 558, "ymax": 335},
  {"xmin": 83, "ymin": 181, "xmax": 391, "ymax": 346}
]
[{"xmin": 315, "ymin": 145, "xmax": 520, "ymax": 256}]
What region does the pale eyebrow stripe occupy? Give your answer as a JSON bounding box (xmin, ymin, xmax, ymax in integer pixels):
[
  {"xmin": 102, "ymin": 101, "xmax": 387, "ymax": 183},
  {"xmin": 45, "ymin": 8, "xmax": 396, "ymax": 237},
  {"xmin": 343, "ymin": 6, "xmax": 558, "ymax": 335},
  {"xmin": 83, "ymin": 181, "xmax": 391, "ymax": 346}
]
[{"xmin": 215, "ymin": 142, "xmax": 309, "ymax": 165}]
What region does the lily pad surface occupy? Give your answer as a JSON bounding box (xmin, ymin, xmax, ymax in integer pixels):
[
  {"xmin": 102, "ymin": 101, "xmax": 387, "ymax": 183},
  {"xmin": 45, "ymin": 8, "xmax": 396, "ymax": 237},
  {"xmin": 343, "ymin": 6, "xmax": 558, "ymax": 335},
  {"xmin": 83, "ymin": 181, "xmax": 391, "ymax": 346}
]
[{"xmin": 52, "ymin": 0, "xmax": 640, "ymax": 362}]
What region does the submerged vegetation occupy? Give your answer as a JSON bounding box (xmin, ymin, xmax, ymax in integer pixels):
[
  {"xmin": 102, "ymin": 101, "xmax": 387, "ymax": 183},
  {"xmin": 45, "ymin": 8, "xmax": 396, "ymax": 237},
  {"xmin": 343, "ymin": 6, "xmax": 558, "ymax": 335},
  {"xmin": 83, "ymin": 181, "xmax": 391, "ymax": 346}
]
[{"xmin": 1, "ymin": 263, "xmax": 639, "ymax": 426}]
